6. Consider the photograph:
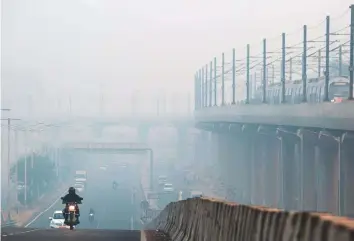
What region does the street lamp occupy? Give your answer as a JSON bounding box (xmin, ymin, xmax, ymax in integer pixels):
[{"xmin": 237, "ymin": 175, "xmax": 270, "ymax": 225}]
[{"xmin": 1, "ymin": 117, "xmax": 21, "ymax": 210}]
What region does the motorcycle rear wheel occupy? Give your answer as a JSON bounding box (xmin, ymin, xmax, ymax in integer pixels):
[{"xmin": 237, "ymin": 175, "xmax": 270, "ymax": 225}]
[{"xmin": 69, "ymin": 213, "xmax": 74, "ymax": 230}]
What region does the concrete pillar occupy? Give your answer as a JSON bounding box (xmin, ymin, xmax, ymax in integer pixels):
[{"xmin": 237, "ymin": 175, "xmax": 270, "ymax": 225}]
[
  {"xmin": 259, "ymin": 137, "xmax": 267, "ymax": 206},
  {"xmin": 341, "ymin": 133, "xmax": 354, "ymax": 216},
  {"xmin": 194, "ymin": 130, "xmax": 209, "ymax": 169},
  {"xmin": 217, "ymin": 132, "xmax": 230, "ymax": 195},
  {"xmin": 138, "ymin": 124, "xmax": 151, "ymax": 143},
  {"xmin": 250, "ymin": 137, "xmax": 257, "ymax": 205},
  {"xmin": 264, "ymin": 136, "xmax": 280, "ymax": 208},
  {"xmin": 252, "ymin": 136, "xmax": 263, "ymax": 205},
  {"xmin": 281, "ymin": 137, "xmax": 297, "ymax": 210},
  {"xmin": 301, "ymin": 135, "xmax": 317, "ymax": 211},
  {"xmin": 210, "ymin": 132, "xmax": 219, "ymax": 167},
  {"xmin": 176, "ymin": 126, "xmax": 189, "ymax": 163},
  {"xmin": 317, "ymin": 136, "xmax": 340, "ymax": 214},
  {"xmin": 229, "ymin": 135, "xmax": 248, "ymax": 202},
  {"xmin": 244, "ymin": 134, "xmax": 253, "ymax": 205}
]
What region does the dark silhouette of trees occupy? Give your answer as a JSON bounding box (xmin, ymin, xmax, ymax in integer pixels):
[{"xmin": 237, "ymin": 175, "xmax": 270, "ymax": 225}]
[{"xmin": 10, "ymin": 153, "xmax": 57, "ymax": 205}]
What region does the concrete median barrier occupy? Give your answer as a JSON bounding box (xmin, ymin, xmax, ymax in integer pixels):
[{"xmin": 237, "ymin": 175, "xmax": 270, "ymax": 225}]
[{"xmin": 143, "ymin": 197, "xmax": 354, "ymax": 241}]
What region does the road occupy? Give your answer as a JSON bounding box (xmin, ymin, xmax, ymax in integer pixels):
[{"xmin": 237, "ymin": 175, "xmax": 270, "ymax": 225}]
[
  {"xmin": 0, "ymin": 228, "xmax": 141, "ymax": 241},
  {"xmin": 1, "ymin": 155, "xmax": 145, "ymax": 241}
]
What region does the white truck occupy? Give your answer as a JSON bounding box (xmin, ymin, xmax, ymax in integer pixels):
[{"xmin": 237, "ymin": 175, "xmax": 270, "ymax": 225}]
[{"xmin": 75, "ymin": 170, "xmax": 87, "ymax": 183}]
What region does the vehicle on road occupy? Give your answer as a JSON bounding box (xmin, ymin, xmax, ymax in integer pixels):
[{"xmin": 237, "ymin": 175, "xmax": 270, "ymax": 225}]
[
  {"xmin": 49, "ymin": 211, "xmax": 73, "ymax": 229},
  {"xmin": 112, "ymin": 181, "xmax": 118, "ymax": 190},
  {"xmin": 158, "ymin": 175, "xmax": 167, "ymax": 185},
  {"xmin": 74, "ymin": 183, "xmax": 84, "ymax": 193},
  {"xmin": 75, "ymin": 170, "xmax": 87, "ymax": 183},
  {"xmin": 63, "ymin": 202, "xmax": 80, "ymax": 230},
  {"xmin": 163, "ymin": 183, "xmax": 174, "ymax": 192},
  {"xmin": 89, "ymin": 213, "xmax": 94, "ymax": 223},
  {"xmin": 178, "ymin": 191, "xmax": 183, "ymax": 201},
  {"xmin": 190, "ymin": 190, "xmax": 203, "ymax": 198}
]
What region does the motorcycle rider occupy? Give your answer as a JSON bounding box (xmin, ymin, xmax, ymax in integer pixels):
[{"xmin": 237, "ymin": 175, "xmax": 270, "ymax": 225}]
[
  {"xmin": 61, "ymin": 187, "xmax": 83, "ymax": 224},
  {"xmin": 89, "ymin": 208, "xmax": 95, "ymax": 215},
  {"xmin": 112, "ymin": 180, "xmax": 118, "ymax": 189},
  {"xmin": 89, "ymin": 208, "xmax": 95, "ymax": 221}
]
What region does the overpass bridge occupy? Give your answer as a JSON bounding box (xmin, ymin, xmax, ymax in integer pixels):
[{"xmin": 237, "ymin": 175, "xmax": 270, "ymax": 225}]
[
  {"xmin": 62, "ymin": 142, "xmax": 154, "ymax": 190},
  {"xmin": 30, "ymin": 114, "xmax": 193, "ymax": 137},
  {"xmin": 31, "ymin": 114, "xmax": 194, "ymax": 165}
]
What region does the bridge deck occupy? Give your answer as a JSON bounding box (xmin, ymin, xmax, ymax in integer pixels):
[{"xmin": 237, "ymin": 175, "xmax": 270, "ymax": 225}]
[{"xmin": 195, "ymin": 102, "xmax": 354, "ymax": 131}]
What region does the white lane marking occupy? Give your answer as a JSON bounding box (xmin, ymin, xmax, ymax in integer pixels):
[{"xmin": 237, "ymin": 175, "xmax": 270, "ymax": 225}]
[
  {"xmin": 2, "ymin": 228, "xmax": 40, "ymax": 236},
  {"xmin": 24, "ymin": 189, "xmax": 67, "ymax": 228}
]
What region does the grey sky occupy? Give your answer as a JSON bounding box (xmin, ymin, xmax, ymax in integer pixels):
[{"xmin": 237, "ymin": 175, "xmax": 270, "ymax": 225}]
[{"xmin": 1, "ymin": 0, "xmax": 352, "ymax": 117}]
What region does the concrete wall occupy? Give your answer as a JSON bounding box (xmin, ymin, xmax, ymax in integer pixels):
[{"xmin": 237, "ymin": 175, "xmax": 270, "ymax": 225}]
[{"xmin": 144, "ymin": 197, "xmax": 354, "ymax": 241}]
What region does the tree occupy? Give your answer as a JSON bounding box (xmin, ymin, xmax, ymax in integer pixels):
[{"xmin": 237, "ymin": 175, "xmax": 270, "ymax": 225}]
[{"xmin": 10, "ymin": 153, "xmax": 56, "ymax": 205}]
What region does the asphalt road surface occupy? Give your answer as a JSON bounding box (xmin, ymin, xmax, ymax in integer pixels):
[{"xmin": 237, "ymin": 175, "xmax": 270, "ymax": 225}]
[
  {"xmin": 1, "ymin": 228, "xmax": 141, "ymax": 241},
  {"xmin": 1, "ymin": 156, "xmax": 144, "ymax": 241}
]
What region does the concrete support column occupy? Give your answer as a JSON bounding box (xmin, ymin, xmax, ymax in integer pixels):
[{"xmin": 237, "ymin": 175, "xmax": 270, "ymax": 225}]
[
  {"xmin": 316, "ymin": 144, "xmax": 337, "ymax": 213},
  {"xmin": 250, "ymin": 137, "xmax": 257, "ymax": 205},
  {"xmin": 258, "ymin": 137, "xmax": 267, "ymax": 206},
  {"xmin": 217, "ymin": 133, "xmax": 231, "ymax": 196},
  {"xmin": 301, "ymin": 136, "xmax": 317, "ymax": 211},
  {"xmin": 341, "ymin": 133, "xmax": 354, "ymax": 216},
  {"xmin": 194, "ymin": 130, "xmax": 209, "ymax": 168},
  {"xmin": 230, "ymin": 135, "xmax": 248, "ymax": 202},
  {"xmin": 176, "ymin": 126, "xmax": 189, "ymax": 163},
  {"xmin": 281, "ymin": 137, "xmax": 297, "ymax": 210},
  {"xmin": 252, "ymin": 136, "xmax": 264, "ymax": 205},
  {"xmin": 138, "ymin": 125, "xmax": 151, "ymax": 144},
  {"xmin": 317, "ymin": 133, "xmax": 340, "ymax": 214},
  {"xmin": 264, "ymin": 136, "xmax": 280, "ymax": 208},
  {"xmin": 210, "ymin": 132, "xmax": 219, "ymax": 167}
]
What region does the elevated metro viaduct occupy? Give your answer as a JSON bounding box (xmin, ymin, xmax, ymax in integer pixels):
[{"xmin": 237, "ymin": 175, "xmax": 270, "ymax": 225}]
[{"xmin": 194, "ymin": 102, "xmax": 354, "ymax": 217}]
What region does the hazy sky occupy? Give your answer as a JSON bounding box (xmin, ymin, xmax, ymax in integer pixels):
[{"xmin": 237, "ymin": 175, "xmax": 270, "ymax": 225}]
[{"xmin": 1, "ymin": 0, "xmax": 352, "ymax": 117}]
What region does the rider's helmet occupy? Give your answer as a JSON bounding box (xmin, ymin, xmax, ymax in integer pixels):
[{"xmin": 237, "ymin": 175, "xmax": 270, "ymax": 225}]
[{"xmin": 68, "ymin": 187, "xmax": 75, "ymax": 194}]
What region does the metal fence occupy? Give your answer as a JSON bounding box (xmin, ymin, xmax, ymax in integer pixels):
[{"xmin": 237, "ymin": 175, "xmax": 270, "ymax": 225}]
[{"xmin": 194, "ymin": 5, "xmax": 354, "ymax": 109}]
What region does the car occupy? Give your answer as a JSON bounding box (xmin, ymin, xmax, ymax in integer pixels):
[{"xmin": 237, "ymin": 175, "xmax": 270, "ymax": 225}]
[
  {"xmin": 163, "ymin": 183, "xmax": 174, "ymax": 192},
  {"xmin": 190, "ymin": 190, "xmax": 203, "ymax": 198},
  {"xmin": 49, "ymin": 211, "xmax": 74, "ymax": 229},
  {"xmin": 74, "ymin": 183, "xmax": 84, "ymax": 193}
]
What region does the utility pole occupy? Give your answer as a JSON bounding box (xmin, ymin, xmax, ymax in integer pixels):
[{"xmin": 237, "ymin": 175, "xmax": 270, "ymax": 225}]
[
  {"xmin": 349, "ymin": 4, "xmax": 354, "ymax": 99},
  {"xmin": 14, "ymin": 129, "xmax": 19, "ymax": 205},
  {"xmin": 99, "ymin": 83, "xmax": 104, "ymax": 117},
  {"xmin": 69, "ymin": 95, "xmax": 72, "ymax": 117},
  {"xmin": 1, "ymin": 117, "xmax": 21, "ymax": 211}
]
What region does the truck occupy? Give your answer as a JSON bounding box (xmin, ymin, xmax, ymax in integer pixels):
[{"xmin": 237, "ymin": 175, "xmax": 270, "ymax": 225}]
[{"xmin": 75, "ymin": 170, "xmax": 87, "ymax": 183}]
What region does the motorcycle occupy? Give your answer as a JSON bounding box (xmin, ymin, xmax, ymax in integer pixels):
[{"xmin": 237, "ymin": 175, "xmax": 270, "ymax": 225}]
[
  {"xmin": 89, "ymin": 213, "xmax": 94, "ymax": 223},
  {"xmin": 64, "ymin": 202, "xmax": 79, "ymax": 230},
  {"xmin": 112, "ymin": 181, "xmax": 117, "ymax": 190}
]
